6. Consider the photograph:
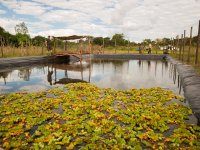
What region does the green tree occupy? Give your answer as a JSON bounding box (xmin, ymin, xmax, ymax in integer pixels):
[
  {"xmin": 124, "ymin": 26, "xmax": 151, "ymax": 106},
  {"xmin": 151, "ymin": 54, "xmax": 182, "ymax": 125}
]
[
  {"xmin": 93, "ymin": 37, "xmax": 104, "ymax": 46},
  {"xmin": 32, "ymin": 35, "xmax": 46, "ymax": 46},
  {"xmin": 104, "ymin": 37, "xmax": 111, "ymax": 47},
  {"xmin": 16, "ymin": 33, "xmax": 30, "ymax": 47},
  {"xmin": 14, "ymin": 22, "xmax": 30, "ymax": 47},
  {"xmin": 111, "ymin": 34, "xmax": 127, "ymax": 46},
  {"xmin": 0, "ymin": 26, "xmax": 16, "ymax": 46},
  {"xmin": 142, "ymin": 39, "xmax": 152, "ymax": 45}
]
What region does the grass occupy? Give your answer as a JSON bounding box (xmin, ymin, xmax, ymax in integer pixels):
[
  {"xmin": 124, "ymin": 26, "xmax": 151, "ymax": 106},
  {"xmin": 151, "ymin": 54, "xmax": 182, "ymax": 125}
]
[
  {"xmin": 170, "ymin": 45, "xmax": 200, "ymax": 76},
  {"xmin": 0, "ymin": 45, "xmax": 164, "ymax": 58},
  {"xmin": 0, "ymin": 46, "xmax": 48, "ymax": 57},
  {"xmin": 0, "ymin": 83, "xmax": 200, "ymax": 149}
]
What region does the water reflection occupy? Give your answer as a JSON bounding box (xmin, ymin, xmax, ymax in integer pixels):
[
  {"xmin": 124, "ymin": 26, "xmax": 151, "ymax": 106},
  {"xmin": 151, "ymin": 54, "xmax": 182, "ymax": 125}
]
[
  {"xmin": 0, "ymin": 71, "xmax": 9, "ymax": 85},
  {"xmin": 18, "ymin": 69, "xmax": 31, "ymax": 81},
  {"xmin": 0, "ymin": 59, "xmax": 183, "ymax": 95}
]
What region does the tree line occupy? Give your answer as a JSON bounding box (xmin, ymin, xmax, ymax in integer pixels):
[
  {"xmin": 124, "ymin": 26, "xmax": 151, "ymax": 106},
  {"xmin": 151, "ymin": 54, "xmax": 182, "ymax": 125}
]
[
  {"xmin": 0, "ymin": 22, "xmax": 199, "ymax": 48},
  {"xmin": 0, "ymin": 22, "xmax": 46, "ymax": 48}
]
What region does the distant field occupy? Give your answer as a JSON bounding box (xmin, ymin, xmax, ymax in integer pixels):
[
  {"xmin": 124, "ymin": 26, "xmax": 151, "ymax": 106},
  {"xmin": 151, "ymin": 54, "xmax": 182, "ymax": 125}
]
[{"xmin": 0, "ymin": 45, "xmax": 164, "ymax": 57}]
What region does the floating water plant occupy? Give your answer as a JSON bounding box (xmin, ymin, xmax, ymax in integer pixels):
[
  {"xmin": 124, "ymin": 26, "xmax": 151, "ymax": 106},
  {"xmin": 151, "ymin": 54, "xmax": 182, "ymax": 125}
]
[{"xmin": 0, "ymin": 83, "xmax": 199, "ymax": 149}]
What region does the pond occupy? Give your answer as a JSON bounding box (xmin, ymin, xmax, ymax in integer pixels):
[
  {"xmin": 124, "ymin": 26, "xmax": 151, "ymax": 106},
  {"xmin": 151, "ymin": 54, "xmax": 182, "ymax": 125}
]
[
  {"xmin": 1, "ymin": 59, "xmax": 200, "ymax": 149},
  {"xmin": 0, "ymin": 59, "xmax": 182, "ymax": 95}
]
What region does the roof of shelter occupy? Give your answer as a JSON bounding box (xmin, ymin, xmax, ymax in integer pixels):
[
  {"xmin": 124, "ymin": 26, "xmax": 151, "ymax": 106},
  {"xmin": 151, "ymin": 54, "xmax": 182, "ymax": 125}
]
[{"xmin": 55, "ymin": 35, "xmax": 89, "ymax": 40}]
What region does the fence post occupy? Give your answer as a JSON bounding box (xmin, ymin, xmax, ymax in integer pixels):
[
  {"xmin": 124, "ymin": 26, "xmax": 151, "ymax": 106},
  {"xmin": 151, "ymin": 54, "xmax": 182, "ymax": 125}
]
[
  {"xmin": 115, "ymin": 39, "xmax": 117, "ymax": 54},
  {"xmin": 41, "ymin": 43, "xmax": 44, "ymax": 55},
  {"xmin": 170, "ymin": 37, "xmax": 173, "ymax": 54},
  {"xmin": 187, "ymin": 27, "xmax": 193, "ymax": 63},
  {"xmin": 182, "ymin": 30, "xmax": 186, "ymax": 62},
  {"xmin": 195, "ymin": 20, "xmax": 200, "ymax": 65},
  {"xmin": 128, "ymin": 41, "xmax": 130, "ymax": 54},
  {"xmin": 176, "ymin": 35, "xmax": 179, "ymax": 57},
  {"xmin": 179, "ymin": 34, "xmax": 183, "ymax": 60},
  {"xmin": 0, "ymin": 37, "xmax": 4, "ymax": 57},
  {"xmin": 173, "ymin": 38, "xmax": 175, "ymax": 54},
  {"xmin": 53, "ymin": 37, "xmax": 56, "ymax": 54},
  {"xmin": 102, "ymin": 38, "xmax": 104, "ymax": 54}
]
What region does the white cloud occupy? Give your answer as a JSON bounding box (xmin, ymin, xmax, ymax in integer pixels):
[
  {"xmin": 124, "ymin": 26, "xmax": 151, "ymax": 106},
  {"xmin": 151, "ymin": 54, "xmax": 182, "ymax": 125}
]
[
  {"xmin": 0, "ymin": 9, "xmax": 6, "ymax": 14},
  {"xmin": 0, "ymin": 17, "xmax": 21, "ymax": 34},
  {"xmin": 0, "ymin": 0, "xmax": 200, "ymax": 41},
  {"xmin": 1, "ymin": 0, "xmax": 49, "ymax": 16}
]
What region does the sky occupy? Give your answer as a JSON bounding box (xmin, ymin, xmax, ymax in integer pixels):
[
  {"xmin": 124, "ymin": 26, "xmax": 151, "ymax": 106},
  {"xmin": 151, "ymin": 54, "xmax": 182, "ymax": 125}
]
[{"xmin": 0, "ymin": 0, "xmax": 200, "ymax": 42}]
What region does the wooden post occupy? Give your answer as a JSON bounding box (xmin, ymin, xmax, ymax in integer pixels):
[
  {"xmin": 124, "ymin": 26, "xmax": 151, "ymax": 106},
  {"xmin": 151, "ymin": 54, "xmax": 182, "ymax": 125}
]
[
  {"xmin": 102, "ymin": 38, "xmax": 104, "ymax": 54},
  {"xmin": 179, "ymin": 34, "xmax": 183, "ymax": 60},
  {"xmin": 115, "ymin": 38, "xmax": 116, "ymax": 54},
  {"xmin": 172, "ymin": 38, "xmax": 175, "ymax": 54},
  {"xmin": 91, "ymin": 38, "xmax": 93, "ymax": 54},
  {"xmin": 195, "ymin": 20, "xmax": 200, "ymax": 64},
  {"xmin": 65, "ymin": 41, "xmax": 67, "ymax": 51},
  {"xmin": 53, "ymin": 37, "xmax": 56, "ymax": 54},
  {"xmin": 41, "ymin": 43, "xmax": 44, "ymax": 55},
  {"xmin": 64, "ymin": 41, "xmax": 66, "ymax": 51},
  {"xmin": 182, "ymin": 30, "xmax": 186, "ymax": 62},
  {"xmin": 187, "ymin": 27, "xmax": 193, "ymax": 63},
  {"xmin": 176, "ymin": 35, "xmax": 179, "ymax": 58},
  {"xmin": 128, "ymin": 41, "xmax": 130, "ymax": 54},
  {"xmin": 88, "ymin": 38, "xmax": 91, "ymax": 54},
  {"xmin": 0, "ymin": 37, "xmax": 4, "ymax": 57},
  {"xmin": 80, "ymin": 40, "xmax": 83, "ymax": 61},
  {"xmin": 170, "ymin": 37, "xmax": 173, "ymax": 54}
]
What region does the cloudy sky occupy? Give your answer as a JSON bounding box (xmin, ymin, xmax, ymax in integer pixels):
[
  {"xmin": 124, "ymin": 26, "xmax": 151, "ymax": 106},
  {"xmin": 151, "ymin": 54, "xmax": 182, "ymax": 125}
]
[{"xmin": 0, "ymin": 0, "xmax": 200, "ymax": 42}]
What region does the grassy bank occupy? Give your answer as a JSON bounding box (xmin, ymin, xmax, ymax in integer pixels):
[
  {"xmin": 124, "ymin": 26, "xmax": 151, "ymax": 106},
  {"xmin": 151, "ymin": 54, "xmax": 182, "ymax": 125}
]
[
  {"xmin": 0, "ymin": 83, "xmax": 199, "ymax": 149},
  {"xmin": 0, "ymin": 45, "xmax": 164, "ymax": 58},
  {"xmin": 171, "ymin": 46, "xmax": 200, "ymax": 75}
]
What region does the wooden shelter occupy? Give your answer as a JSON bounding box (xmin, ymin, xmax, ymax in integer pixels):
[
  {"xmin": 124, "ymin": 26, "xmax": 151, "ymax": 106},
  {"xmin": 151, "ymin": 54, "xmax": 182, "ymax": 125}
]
[
  {"xmin": 53, "ymin": 35, "xmax": 92, "ymax": 61},
  {"xmin": 55, "ymin": 35, "xmax": 88, "ymax": 41}
]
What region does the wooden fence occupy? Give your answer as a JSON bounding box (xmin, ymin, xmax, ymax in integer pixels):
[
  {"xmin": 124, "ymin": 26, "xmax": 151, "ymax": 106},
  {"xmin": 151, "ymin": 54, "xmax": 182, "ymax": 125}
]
[{"xmin": 171, "ymin": 20, "xmax": 200, "ymax": 65}]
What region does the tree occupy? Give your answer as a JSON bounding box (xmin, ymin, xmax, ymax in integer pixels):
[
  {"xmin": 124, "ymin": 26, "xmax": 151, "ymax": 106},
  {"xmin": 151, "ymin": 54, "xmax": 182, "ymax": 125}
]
[
  {"xmin": 16, "ymin": 33, "xmax": 30, "ymax": 47},
  {"xmin": 15, "ymin": 22, "xmax": 28, "ymax": 34},
  {"xmin": 14, "ymin": 22, "xmax": 30, "ymax": 47},
  {"xmin": 142, "ymin": 39, "xmax": 152, "ymax": 45},
  {"xmin": 93, "ymin": 37, "xmax": 104, "ymax": 46},
  {"xmin": 0, "ymin": 26, "xmax": 5, "ymax": 35},
  {"xmin": 32, "ymin": 36, "xmax": 46, "ymax": 46},
  {"xmin": 111, "ymin": 34, "xmax": 128, "ymax": 46},
  {"xmin": 0, "ymin": 26, "xmax": 16, "ymax": 46},
  {"xmin": 104, "ymin": 37, "xmax": 111, "ymax": 47}
]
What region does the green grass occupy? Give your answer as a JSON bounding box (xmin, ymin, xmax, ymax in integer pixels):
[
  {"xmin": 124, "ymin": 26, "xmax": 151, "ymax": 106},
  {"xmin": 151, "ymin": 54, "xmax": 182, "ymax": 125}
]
[
  {"xmin": 171, "ymin": 45, "xmax": 200, "ymax": 76},
  {"xmin": 0, "ymin": 45, "xmax": 165, "ymax": 58}
]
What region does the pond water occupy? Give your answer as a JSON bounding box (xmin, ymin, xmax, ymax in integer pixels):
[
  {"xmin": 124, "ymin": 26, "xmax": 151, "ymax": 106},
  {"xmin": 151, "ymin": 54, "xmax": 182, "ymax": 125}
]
[{"xmin": 0, "ymin": 59, "xmax": 182, "ymax": 95}]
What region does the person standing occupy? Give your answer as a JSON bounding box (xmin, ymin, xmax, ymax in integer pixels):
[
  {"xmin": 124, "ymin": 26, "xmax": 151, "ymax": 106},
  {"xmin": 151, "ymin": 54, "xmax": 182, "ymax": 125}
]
[
  {"xmin": 46, "ymin": 36, "xmax": 52, "ymax": 55},
  {"xmin": 148, "ymin": 43, "xmax": 152, "ymax": 54}
]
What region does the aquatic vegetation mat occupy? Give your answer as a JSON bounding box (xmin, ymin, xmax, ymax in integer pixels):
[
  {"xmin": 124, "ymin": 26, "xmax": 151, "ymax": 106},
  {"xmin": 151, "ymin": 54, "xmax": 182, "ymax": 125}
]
[{"xmin": 0, "ymin": 83, "xmax": 200, "ymax": 149}]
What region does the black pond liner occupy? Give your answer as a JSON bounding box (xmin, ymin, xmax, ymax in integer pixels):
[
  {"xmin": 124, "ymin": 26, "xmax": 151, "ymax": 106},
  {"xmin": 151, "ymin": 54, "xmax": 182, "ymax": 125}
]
[{"xmin": 167, "ymin": 56, "xmax": 200, "ymax": 126}]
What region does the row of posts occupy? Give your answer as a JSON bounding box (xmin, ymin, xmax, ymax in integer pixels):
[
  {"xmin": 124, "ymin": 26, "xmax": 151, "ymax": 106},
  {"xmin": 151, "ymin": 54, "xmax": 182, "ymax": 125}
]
[{"xmin": 171, "ymin": 20, "xmax": 200, "ymax": 65}]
